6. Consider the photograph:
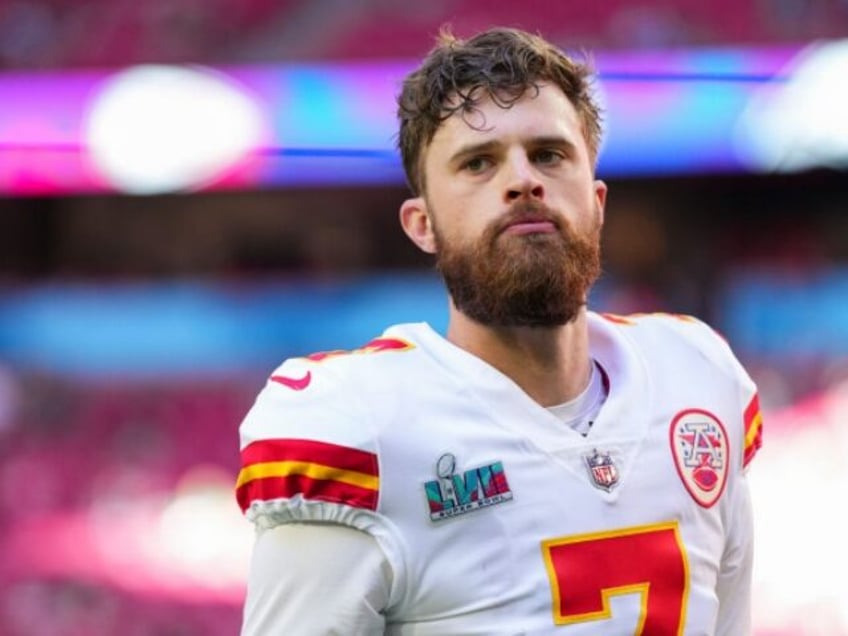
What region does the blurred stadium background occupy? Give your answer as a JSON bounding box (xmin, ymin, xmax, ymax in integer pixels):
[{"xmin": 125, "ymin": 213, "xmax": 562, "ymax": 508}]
[{"xmin": 1, "ymin": 0, "xmax": 847, "ymax": 634}]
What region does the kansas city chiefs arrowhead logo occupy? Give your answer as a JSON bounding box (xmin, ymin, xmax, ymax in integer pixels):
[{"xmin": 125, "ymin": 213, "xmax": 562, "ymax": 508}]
[{"xmin": 669, "ymin": 409, "xmax": 729, "ymax": 508}]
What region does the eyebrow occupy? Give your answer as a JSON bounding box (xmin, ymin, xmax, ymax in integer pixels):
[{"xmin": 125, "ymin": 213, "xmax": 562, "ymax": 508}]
[
  {"xmin": 527, "ymin": 135, "xmax": 577, "ymax": 151},
  {"xmin": 448, "ymin": 140, "xmax": 501, "ymax": 167},
  {"xmin": 448, "ymin": 135, "xmax": 577, "ymax": 166}
]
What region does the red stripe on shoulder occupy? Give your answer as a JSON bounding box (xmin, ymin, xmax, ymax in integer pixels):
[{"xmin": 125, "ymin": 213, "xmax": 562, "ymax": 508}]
[
  {"xmin": 744, "ymin": 394, "xmax": 760, "ymax": 428},
  {"xmin": 361, "ymin": 337, "xmax": 415, "ymax": 353},
  {"xmin": 236, "ymin": 438, "xmax": 379, "ymax": 513},
  {"xmin": 236, "ymin": 474, "xmax": 378, "ymax": 513},
  {"xmin": 743, "ymin": 394, "xmax": 763, "ymax": 468},
  {"xmin": 241, "ymin": 438, "xmax": 378, "ymax": 476}
]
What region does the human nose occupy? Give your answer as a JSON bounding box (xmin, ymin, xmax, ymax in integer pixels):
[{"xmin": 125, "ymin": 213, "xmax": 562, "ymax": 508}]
[{"xmin": 504, "ymin": 153, "xmax": 544, "ymax": 202}]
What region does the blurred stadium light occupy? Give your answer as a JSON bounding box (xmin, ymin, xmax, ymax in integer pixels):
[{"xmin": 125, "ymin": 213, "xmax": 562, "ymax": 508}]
[
  {"xmin": 735, "ymin": 38, "xmax": 848, "ymax": 172},
  {"xmin": 84, "ymin": 65, "xmax": 268, "ymax": 194}
]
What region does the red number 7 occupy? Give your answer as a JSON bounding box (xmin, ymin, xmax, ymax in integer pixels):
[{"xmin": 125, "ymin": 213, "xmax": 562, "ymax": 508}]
[{"xmin": 541, "ymin": 522, "xmax": 690, "ymax": 634}]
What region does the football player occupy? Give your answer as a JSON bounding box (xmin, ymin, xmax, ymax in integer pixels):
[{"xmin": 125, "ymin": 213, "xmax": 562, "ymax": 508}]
[{"xmin": 236, "ymin": 27, "xmax": 762, "ymax": 635}]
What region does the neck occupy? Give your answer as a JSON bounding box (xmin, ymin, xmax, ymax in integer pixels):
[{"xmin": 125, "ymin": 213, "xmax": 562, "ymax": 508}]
[{"xmin": 446, "ymin": 306, "xmax": 593, "ymax": 407}]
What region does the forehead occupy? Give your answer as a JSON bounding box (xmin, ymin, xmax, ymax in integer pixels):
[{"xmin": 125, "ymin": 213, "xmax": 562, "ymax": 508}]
[{"xmin": 428, "ymin": 83, "xmax": 584, "ymax": 155}]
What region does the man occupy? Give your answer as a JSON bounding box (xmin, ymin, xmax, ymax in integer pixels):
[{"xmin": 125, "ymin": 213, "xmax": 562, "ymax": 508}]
[{"xmin": 236, "ymin": 27, "xmax": 763, "ymax": 634}]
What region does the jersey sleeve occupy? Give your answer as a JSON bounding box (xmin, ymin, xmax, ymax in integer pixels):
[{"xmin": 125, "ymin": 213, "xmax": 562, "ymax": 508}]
[
  {"xmin": 707, "ymin": 320, "xmax": 758, "ymax": 633},
  {"xmin": 241, "ymin": 523, "xmax": 391, "ymax": 636},
  {"xmin": 235, "ymin": 355, "xmax": 382, "ymax": 532},
  {"xmin": 714, "ymin": 470, "xmax": 755, "ymax": 635}
]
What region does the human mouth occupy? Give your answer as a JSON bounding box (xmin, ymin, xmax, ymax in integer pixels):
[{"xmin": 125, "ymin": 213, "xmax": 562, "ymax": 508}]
[{"xmin": 503, "ymin": 220, "xmax": 557, "ymax": 235}]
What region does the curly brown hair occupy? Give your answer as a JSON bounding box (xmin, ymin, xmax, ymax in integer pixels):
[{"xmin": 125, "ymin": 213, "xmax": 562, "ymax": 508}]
[{"xmin": 397, "ymin": 27, "xmax": 603, "ymax": 196}]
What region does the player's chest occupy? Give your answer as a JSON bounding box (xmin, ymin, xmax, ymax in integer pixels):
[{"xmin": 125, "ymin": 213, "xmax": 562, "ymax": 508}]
[
  {"xmin": 378, "ymin": 395, "xmax": 733, "ymax": 632},
  {"xmin": 382, "ymin": 411, "xmax": 728, "ymax": 545},
  {"xmin": 381, "ymin": 382, "xmax": 738, "ymax": 521}
]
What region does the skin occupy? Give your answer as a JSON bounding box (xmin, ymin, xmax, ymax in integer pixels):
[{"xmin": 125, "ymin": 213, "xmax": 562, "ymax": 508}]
[{"xmin": 400, "ymin": 83, "xmax": 608, "ymax": 407}]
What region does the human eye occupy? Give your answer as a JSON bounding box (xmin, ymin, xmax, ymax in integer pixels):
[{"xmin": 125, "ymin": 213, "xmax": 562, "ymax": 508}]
[
  {"xmin": 533, "ymin": 148, "xmax": 564, "ymax": 165},
  {"xmin": 461, "ymin": 156, "xmax": 492, "ymax": 174}
]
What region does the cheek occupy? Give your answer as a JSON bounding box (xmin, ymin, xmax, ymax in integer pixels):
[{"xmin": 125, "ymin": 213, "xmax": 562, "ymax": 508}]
[{"xmin": 429, "ymin": 194, "xmax": 479, "ymax": 239}]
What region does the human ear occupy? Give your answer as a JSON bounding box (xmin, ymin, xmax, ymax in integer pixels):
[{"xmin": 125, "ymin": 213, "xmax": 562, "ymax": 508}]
[
  {"xmin": 399, "ymin": 197, "xmax": 437, "ymax": 254},
  {"xmin": 594, "ymin": 180, "xmax": 608, "ymax": 226}
]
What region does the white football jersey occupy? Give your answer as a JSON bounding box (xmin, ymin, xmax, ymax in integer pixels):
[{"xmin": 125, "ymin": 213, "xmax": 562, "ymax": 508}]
[{"xmin": 237, "ymin": 312, "xmax": 763, "ymax": 635}]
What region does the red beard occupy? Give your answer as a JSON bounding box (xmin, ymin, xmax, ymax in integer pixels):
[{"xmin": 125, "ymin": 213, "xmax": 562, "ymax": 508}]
[{"xmin": 435, "ymin": 200, "xmax": 601, "ymax": 327}]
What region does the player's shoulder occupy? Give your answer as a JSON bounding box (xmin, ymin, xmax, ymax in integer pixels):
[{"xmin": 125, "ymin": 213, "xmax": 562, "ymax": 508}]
[
  {"xmin": 236, "ymin": 326, "xmax": 428, "ymax": 528},
  {"xmin": 240, "ymin": 323, "xmax": 425, "ymax": 435},
  {"xmin": 591, "ymin": 309, "xmax": 758, "ymax": 396},
  {"xmin": 591, "ymin": 311, "xmax": 762, "ymax": 467},
  {"xmin": 261, "ymin": 323, "xmax": 423, "ymax": 400},
  {"xmin": 593, "ymin": 309, "xmax": 716, "ymax": 335},
  {"xmin": 236, "ymin": 324, "xmax": 427, "ymax": 525},
  {"xmin": 592, "ymin": 310, "xmax": 734, "ymax": 364}
]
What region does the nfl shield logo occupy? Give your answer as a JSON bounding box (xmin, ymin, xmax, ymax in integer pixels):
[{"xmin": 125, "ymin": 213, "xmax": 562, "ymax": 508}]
[{"xmin": 585, "ymin": 449, "xmax": 620, "ymax": 492}]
